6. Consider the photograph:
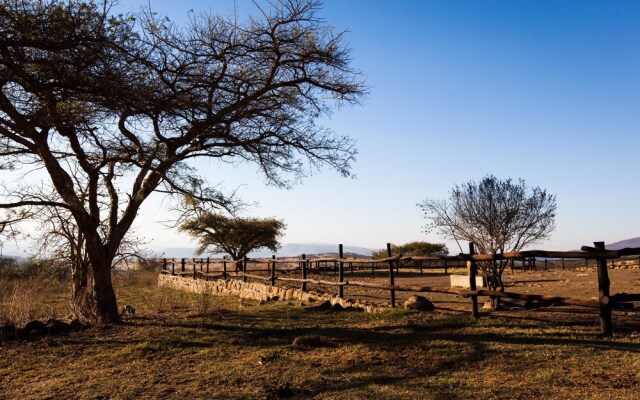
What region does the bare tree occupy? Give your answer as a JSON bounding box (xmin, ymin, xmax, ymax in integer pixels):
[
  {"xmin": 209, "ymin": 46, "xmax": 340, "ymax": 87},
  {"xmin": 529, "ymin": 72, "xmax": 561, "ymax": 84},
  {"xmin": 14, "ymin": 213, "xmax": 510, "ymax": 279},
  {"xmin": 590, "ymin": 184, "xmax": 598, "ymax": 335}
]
[
  {"xmin": 419, "ymin": 175, "xmax": 556, "ymax": 307},
  {"xmin": 0, "ymin": 0, "xmax": 364, "ymax": 322}
]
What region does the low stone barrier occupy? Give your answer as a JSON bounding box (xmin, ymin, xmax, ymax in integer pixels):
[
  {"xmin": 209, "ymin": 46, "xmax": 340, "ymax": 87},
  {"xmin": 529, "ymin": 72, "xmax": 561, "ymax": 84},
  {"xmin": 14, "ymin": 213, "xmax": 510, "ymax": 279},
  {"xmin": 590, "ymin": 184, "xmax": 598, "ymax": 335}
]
[{"xmin": 158, "ymin": 274, "xmax": 386, "ymax": 313}]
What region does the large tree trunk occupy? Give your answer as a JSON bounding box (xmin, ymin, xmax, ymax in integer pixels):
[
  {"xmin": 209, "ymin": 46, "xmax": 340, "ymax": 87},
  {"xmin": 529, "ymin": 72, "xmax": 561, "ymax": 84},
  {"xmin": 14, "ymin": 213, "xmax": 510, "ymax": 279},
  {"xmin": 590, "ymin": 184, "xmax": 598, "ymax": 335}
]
[
  {"xmin": 70, "ymin": 260, "xmax": 96, "ymax": 321},
  {"xmin": 80, "ymin": 232, "xmax": 121, "ymax": 324},
  {"xmin": 91, "ymin": 257, "xmax": 120, "ymax": 324}
]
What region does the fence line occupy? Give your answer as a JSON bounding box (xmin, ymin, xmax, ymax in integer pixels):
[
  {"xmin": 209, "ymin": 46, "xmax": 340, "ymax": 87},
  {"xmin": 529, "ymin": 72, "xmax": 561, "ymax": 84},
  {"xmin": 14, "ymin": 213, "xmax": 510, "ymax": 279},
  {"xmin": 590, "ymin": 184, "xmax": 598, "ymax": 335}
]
[{"xmin": 161, "ymin": 241, "xmax": 640, "ymax": 336}]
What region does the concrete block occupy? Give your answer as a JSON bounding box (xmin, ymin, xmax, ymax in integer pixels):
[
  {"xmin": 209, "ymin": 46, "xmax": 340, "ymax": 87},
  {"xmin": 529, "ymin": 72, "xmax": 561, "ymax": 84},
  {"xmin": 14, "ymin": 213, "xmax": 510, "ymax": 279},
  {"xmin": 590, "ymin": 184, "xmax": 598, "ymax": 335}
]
[{"xmin": 450, "ymin": 274, "xmax": 485, "ymax": 288}]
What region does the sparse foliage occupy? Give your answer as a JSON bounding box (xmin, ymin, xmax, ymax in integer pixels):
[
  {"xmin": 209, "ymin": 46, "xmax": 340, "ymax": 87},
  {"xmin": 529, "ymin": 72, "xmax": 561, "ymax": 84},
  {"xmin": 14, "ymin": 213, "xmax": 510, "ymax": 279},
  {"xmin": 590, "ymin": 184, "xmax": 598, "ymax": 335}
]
[
  {"xmin": 372, "ymin": 241, "xmax": 448, "ymax": 259},
  {"xmin": 0, "ymin": 0, "xmax": 363, "ymax": 322},
  {"xmin": 419, "ymin": 175, "xmax": 556, "ymax": 307}
]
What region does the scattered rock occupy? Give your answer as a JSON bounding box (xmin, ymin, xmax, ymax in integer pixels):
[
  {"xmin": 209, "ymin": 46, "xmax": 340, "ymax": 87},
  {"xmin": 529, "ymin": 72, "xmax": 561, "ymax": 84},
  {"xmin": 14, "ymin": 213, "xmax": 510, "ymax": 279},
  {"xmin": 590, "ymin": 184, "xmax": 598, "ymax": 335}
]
[
  {"xmin": 45, "ymin": 319, "xmax": 71, "ymax": 335},
  {"xmin": 69, "ymin": 318, "xmax": 84, "ymax": 331},
  {"xmin": 0, "ymin": 323, "xmax": 17, "ymax": 340},
  {"xmin": 304, "ymin": 300, "xmax": 332, "ymax": 311},
  {"xmin": 482, "ymin": 300, "xmax": 493, "ymax": 309},
  {"xmin": 291, "ymin": 335, "xmax": 336, "ymax": 349},
  {"xmin": 23, "ymin": 320, "xmax": 47, "ymax": 337},
  {"xmin": 264, "ymin": 383, "xmax": 310, "ymax": 400},
  {"xmin": 403, "ymin": 295, "xmax": 435, "ymax": 312}
]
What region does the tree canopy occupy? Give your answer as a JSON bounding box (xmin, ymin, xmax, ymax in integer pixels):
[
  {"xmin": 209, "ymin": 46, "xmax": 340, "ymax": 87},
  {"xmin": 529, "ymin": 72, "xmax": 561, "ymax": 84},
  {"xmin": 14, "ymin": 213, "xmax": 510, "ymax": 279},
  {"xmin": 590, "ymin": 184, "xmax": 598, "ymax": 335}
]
[
  {"xmin": 0, "ymin": 0, "xmax": 364, "ymax": 322},
  {"xmin": 419, "ymin": 175, "xmax": 556, "ymax": 307},
  {"xmin": 180, "ymin": 213, "xmax": 286, "ymax": 261},
  {"xmin": 419, "ymin": 175, "xmax": 556, "ymax": 254},
  {"xmin": 372, "ymin": 241, "xmax": 448, "ymax": 259}
]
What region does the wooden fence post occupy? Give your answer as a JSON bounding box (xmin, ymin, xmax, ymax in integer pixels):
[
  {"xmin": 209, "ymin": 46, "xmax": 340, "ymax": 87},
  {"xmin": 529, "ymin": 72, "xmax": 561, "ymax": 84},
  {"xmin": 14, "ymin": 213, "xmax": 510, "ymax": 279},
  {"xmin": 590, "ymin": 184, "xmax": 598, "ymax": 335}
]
[
  {"xmin": 594, "ymin": 241, "xmax": 612, "ymax": 336},
  {"xmin": 171, "ymin": 259, "xmax": 175, "ymax": 275},
  {"xmin": 205, "ymin": 257, "xmax": 210, "ymax": 281},
  {"xmin": 181, "ymin": 258, "xmax": 186, "ymax": 275},
  {"xmin": 338, "ymin": 244, "xmax": 344, "ymax": 298},
  {"xmin": 301, "ymin": 254, "xmax": 307, "ymax": 292},
  {"xmin": 371, "ymin": 262, "xmax": 375, "ymax": 275},
  {"xmin": 468, "ymin": 242, "xmax": 479, "ymax": 319},
  {"xmin": 271, "ymin": 255, "xmax": 276, "ymax": 286},
  {"xmin": 242, "ymin": 256, "xmax": 247, "ymax": 283},
  {"xmin": 387, "ymin": 243, "xmax": 395, "ymax": 307},
  {"xmin": 222, "ymin": 258, "xmax": 227, "ymax": 280},
  {"xmin": 162, "ymin": 258, "xmax": 167, "ymax": 273},
  {"xmin": 443, "ymin": 259, "xmax": 448, "ymax": 274}
]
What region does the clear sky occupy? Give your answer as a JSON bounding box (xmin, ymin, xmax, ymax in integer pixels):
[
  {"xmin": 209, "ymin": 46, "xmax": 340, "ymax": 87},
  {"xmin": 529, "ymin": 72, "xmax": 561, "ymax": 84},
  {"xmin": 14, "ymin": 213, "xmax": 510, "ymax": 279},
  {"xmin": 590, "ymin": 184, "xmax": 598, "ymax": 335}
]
[{"xmin": 26, "ymin": 0, "xmax": 640, "ymax": 255}]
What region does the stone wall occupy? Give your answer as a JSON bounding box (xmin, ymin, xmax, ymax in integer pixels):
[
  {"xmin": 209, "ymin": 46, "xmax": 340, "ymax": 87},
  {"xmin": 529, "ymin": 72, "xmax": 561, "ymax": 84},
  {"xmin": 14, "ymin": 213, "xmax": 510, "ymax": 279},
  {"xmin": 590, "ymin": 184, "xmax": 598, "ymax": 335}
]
[{"xmin": 158, "ymin": 274, "xmax": 385, "ymax": 313}]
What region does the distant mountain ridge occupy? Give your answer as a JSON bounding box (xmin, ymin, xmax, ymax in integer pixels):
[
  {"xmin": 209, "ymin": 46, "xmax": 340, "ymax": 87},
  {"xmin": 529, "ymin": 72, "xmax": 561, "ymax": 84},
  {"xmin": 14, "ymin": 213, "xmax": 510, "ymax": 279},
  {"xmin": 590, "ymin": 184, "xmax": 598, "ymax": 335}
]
[
  {"xmin": 603, "ymin": 237, "xmax": 640, "ymax": 250},
  {"xmin": 160, "ymin": 243, "xmax": 374, "ymax": 259}
]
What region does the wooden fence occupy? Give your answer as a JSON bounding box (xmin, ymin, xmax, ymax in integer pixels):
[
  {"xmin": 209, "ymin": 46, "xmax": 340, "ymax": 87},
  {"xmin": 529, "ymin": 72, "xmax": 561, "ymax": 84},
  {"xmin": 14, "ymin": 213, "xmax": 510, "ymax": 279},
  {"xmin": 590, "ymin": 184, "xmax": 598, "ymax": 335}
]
[{"xmin": 161, "ymin": 241, "xmax": 640, "ymax": 336}]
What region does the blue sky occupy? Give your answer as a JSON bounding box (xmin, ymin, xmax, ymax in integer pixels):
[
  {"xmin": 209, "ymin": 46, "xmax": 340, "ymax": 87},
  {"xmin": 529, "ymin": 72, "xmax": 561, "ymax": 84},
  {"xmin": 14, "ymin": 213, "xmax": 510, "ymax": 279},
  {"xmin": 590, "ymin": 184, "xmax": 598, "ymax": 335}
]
[{"xmin": 108, "ymin": 1, "xmax": 640, "ymax": 253}]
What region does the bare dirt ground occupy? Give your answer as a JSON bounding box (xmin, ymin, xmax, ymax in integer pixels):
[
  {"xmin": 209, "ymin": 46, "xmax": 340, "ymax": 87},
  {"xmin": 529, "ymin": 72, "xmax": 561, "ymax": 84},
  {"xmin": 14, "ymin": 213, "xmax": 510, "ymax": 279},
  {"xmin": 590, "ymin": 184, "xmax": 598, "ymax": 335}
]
[{"xmin": 266, "ymin": 266, "xmax": 640, "ymax": 333}]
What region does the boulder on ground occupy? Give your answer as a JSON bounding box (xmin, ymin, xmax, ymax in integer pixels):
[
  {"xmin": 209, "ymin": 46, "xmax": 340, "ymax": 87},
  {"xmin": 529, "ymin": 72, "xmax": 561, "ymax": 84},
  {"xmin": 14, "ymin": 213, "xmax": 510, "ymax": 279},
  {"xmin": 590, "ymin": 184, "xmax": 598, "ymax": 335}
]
[
  {"xmin": 403, "ymin": 295, "xmax": 435, "ymax": 312},
  {"xmin": 291, "ymin": 335, "xmax": 336, "ymax": 349},
  {"xmin": 0, "ymin": 323, "xmax": 17, "ymax": 340},
  {"xmin": 69, "ymin": 318, "xmax": 84, "ymax": 331},
  {"xmin": 23, "ymin": 320, "xmax": 47, "ymax": 337},
  {"xmin": 304, "ymin": 300, "xmax": 332, "ymax": 311},
  {"xmin": 46, "ymin": 319, "xmax": 71, "ymax": 335}
]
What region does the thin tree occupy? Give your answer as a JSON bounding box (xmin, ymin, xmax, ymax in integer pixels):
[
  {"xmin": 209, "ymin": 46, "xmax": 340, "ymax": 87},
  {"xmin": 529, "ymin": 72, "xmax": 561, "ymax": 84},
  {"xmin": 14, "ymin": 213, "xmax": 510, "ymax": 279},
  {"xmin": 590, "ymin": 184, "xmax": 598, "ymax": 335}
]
[
  {"xmin": 0, "ymin": 0, "xmax": 364, "ymax": 322},
  {"xmin": 419, "ymin": 175, "xmax": 556, "ymax": 306}
]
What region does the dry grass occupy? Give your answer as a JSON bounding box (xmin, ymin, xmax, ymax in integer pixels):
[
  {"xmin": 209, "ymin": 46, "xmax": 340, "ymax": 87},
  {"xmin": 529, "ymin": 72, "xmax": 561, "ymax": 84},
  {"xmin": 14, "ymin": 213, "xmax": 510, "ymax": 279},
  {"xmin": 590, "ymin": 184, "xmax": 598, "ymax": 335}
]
[
  {"xmin": 0, "ymin": 273, "xmax": 68, "ymax": 326},
  {"xmin": 0, "ymin": 271, "xmax": 639, "ymax": 399}
]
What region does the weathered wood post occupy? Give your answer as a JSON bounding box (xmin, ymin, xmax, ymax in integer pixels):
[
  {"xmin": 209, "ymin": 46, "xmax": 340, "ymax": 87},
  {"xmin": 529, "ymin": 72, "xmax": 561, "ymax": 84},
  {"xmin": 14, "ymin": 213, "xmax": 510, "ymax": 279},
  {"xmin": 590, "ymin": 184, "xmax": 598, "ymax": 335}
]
[
  {"xmin": 338, "ymin": 244, "xmax": 345, "ymax": 298},
  {"xmin": 371, "ymin": 262, "xmax": 375, "ymax": 275},
  {"xmin": 271, "ymin": 255, "xmax": 276, "ymax": 286},
  {"xmin": 222, "ymin": 258, "xmax": 227, "ymax": 280},
  {"xmin": 387, "ymin": 243, "xmax": 395, "ymax": 307},
  {"xmin": 242, "ymin": 256, "xmax": 248, "ymax": 283},
  {"xmin": 301, "ymin": 254, "xmax": 307, "ymax": 292},
  {"xmin": 205, "ymin": 257, "xmax": 210, "ymax": 281},
  {"xmin": 468, "ymin": 242, "xmax": 479, "ymax": 319},
  {"xmin": 594, "ymin": 241, "xmax": 612, "ymax": 336},
  {"xmin": 171, "ymin": 259, "xmax": 175, "ymax": 275},
  {"xmin": 162, "ymin": 258, "xmax": 167, "ymax": 273},
  {"xmin": 419, "ymin": 260, "xmax": 423, "ymax": 275},
  {"xmin": 443, "ymin": 259, "xmax": 448, "ymax": 274},
  {"xmin": 562, "ymin": 258, "xmax": 565, "ymax": 270},
  {"xmin": 192, "ymin": 258, "xmax": 197, "ymax": 279},
  {"xmin": 181, "ymin": 258, "xmax": 186, "ymax": 275}
]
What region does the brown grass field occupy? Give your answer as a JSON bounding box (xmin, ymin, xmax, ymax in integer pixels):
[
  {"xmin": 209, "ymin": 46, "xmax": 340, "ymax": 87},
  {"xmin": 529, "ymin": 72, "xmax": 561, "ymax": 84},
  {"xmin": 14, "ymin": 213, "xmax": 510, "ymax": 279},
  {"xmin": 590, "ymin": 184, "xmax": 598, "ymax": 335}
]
[{"xmin": 1, "ymin": 268, "xmax": 639, "ymax": 399}]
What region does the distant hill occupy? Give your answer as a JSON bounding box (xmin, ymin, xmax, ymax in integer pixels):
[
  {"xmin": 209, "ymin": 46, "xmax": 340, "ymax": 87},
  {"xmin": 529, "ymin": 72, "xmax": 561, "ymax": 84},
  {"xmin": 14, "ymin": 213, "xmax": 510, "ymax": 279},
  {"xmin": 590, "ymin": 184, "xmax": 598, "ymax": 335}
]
[
  {"xmin": 160, "ymin": 243, "xmax": 374, "ymax": 259},
  {"xmin": 604, "ymin": 237, "xmax": 640, "ymax": 250}
]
